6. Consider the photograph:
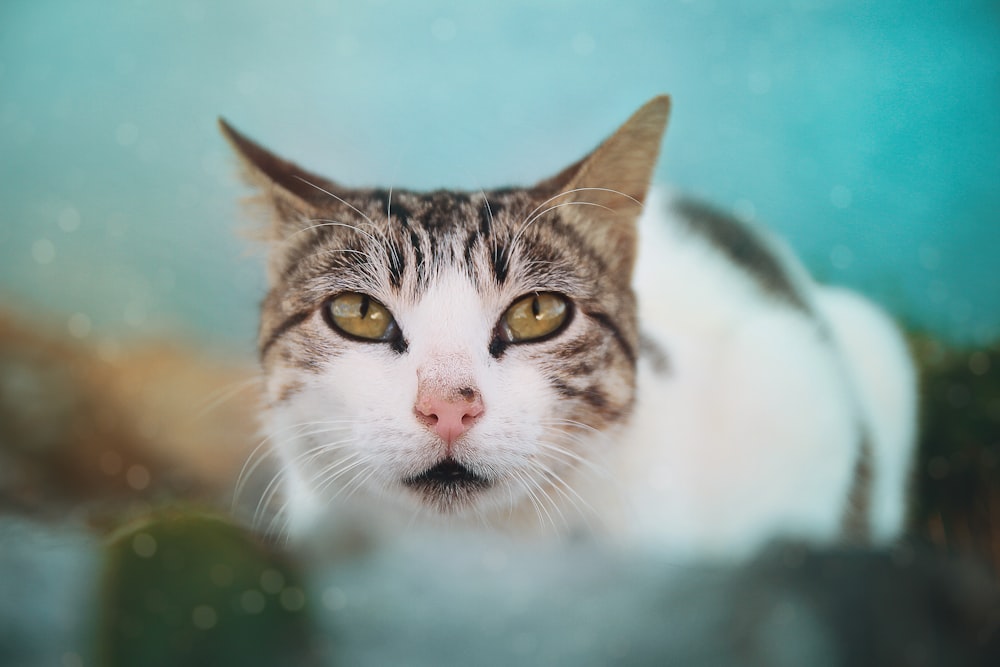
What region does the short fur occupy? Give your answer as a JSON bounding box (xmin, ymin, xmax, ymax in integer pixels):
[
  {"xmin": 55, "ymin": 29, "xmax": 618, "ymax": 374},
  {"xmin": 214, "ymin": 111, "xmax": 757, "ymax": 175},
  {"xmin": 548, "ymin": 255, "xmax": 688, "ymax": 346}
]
[{"xmin": 221, "ymin": 96, "xmax": 916, "ymax": 559}]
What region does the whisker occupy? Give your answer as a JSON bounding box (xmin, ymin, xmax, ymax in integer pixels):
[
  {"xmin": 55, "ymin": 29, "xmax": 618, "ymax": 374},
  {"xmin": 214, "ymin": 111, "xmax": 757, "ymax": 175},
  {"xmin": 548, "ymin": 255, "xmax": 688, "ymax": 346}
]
[
  {"xmin": 537, "ymin": 424, "xmax": 632, "ymax": 510},
  {"xmin": 194, "ymin": 376, "xmax": 260, "ymax": 419},
  {"xmin": 335, "ymin": 465, "xmax": 378, "ymax": 505},
  {"xmin": 233, "ymin": 420, "xmax": 355, "ymax": 512},
  {"xmin": 526, "ymin": 467, "xmax": 567, "ymax": 528},
  {"xmin": 252, "ymin": 472, "xmax": 285, "ymax": 532},
  {"xmin": 511, "ymin": 200, "xmax": 613, "ymax": 248},
  {"xmin": 480, "ymin": 189, "xmax": 496, "ymax": 230},
  {"xmin": 293, "ymin": 175, "xmax": 376, "ymax": 227},
  {"xmin": 253, "ymin": 447, "xmax": 361, "ymax": 535},
  {"xmin": 248, "ymin": 433, "xmax": 357, "ymax": 528},
  {"xmin": 382, "ymin": 185, "xmax": 402, "ymax": 273},
  {"xmin": 519, "ymin": 186, "xmax": 641, "ymax": 231},
  {"xmin": 535, "ymin": 438, "xmax": 610, "ymax": 479},
  {"xmin": 293, "ymin": 245, "xmax": 373, "ymax": 264},
  {"xmin": 533, "ymin": 455, "xmax": 598, "ymax": 522},
  {"xmin": 512, "ymin": 468, "xmax": 556, "ymax": 531},
  {"xmin": 541, "ymin": 417, "xmax": 604, "ymax": 434},
  {"xmin": 262, "ymin": 496, "xmax": 293, "ymax": 543},
  {"xmin": 510, "ymin": 470, "xmax": 542, "ymax": 526},
  {"xmin": 313, "ymin": 453, "xmax": 373, "ymax": 495},
  {"xmin": 276, "ymin": 219, "xmax": 376, "ymax": 249},
  {"xmin": 289, "ymin": 178, "xmax": 399, "ymax": 286},
  {"xmin": 511, "ymin": 185, "xmax": 643, "ymax": 249}
]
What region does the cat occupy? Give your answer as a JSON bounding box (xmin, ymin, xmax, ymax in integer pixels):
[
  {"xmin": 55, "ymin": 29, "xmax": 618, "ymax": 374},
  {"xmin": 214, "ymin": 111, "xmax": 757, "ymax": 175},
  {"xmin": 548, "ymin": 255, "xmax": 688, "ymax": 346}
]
[{"xmin": 221, "ymin": 95, "xmax": 917, "ymax": 559}]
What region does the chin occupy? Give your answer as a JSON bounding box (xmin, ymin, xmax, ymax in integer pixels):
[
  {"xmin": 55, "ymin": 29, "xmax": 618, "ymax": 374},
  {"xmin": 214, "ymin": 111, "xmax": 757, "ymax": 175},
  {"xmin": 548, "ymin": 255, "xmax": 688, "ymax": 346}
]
[{"xmin": 400, "ymin": 457, "xmax": 496, "ymax": 516}]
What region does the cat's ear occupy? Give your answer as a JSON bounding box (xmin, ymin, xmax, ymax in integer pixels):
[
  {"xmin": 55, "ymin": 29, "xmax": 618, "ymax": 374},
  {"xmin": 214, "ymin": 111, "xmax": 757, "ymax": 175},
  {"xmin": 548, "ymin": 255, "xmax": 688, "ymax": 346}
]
[
  {"xmin": 219, "ymin": 118, "xmax": 343, "ymax": 237},
  {"xmin": 532, "ymin": 95, "xmax": 671, "ymax": 275}
]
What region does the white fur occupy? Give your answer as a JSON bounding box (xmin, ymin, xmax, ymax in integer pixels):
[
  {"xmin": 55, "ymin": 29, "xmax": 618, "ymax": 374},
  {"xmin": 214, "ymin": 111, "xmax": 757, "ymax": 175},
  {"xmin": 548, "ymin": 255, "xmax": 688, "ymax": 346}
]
[
  {"xmin": 262, "ymin": 188, "xmax": 917, "ymax": 561},
  {"xmin": 263, "ymin": 265, "xmax": 604, "ymax": 538},
  {"xmin": 811, "ymin": 287, "xmax": 917, "ymax": 540},
  {"xmin": 622, "ymin": 189, "xmax": 916, "ymax": 558}
]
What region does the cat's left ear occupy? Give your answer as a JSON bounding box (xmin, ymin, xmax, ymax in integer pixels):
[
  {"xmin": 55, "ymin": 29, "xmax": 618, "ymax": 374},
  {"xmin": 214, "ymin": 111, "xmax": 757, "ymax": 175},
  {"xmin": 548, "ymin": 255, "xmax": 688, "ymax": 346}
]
[
  {"xmin": 532, "ymin": 95, "xmax": 671, "ymax": 276},
  {"xmin": 219, "ymin": 118, "xmax": 345, "ymax": 238}
]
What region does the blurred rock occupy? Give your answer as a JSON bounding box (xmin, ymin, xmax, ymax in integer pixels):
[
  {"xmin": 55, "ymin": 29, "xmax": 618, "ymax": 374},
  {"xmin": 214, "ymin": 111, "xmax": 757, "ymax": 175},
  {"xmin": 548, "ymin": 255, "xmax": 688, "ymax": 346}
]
[
  {"xmin": 2, "ymin": 511, "xmax": 997, "ymax": 666},
  {"xmin": 0, "ymin": 312, "xmax": 263, "ymax": 525},
  {"xmin": 99, "ymin": 511, "xmax": 317, "ymax": 667},
  {"xmin": 0, "ymin": 515, "xmax": 97, "ymax": 666},
  {"xmin": 310, "ymin": 533, "xmax": 1000, "ymax": 666}
]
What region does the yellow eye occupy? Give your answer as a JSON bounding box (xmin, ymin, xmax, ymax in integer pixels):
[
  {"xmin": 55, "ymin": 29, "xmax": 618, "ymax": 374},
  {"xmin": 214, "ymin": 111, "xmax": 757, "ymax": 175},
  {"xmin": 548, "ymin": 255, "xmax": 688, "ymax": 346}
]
[
  {"xmin": 502, "ymin": 293, "xmax": 570, "ymax": 342},
  {"xmin": 326, "ymin": 293, "xmax": 396, "ymax": 341}
]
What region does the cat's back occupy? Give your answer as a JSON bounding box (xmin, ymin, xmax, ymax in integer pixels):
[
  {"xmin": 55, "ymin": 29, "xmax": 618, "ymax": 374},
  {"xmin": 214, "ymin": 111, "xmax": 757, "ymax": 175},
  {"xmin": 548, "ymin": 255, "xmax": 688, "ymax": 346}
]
[
  {"xmin": 634, "ymin": 188, "xmax": 814, "ymax": 337},
  {"xmin": 624, "ymin": 189, "xmax": 915, "ymax": 557}
]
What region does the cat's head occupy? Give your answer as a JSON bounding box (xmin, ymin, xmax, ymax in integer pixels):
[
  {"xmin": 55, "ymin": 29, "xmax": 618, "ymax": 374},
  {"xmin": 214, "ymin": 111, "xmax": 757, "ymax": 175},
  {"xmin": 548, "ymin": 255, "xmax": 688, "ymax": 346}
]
[{"xmin": 222, "ymin": 97, "xmax": 670, "ymax": 530}]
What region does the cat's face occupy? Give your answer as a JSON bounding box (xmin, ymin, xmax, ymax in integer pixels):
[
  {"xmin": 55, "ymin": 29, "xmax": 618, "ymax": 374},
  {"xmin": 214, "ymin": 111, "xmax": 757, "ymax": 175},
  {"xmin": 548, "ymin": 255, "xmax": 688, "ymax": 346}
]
[{"xmin": 223, "ymin": 97, "xmax": 670, "ymax": 528}]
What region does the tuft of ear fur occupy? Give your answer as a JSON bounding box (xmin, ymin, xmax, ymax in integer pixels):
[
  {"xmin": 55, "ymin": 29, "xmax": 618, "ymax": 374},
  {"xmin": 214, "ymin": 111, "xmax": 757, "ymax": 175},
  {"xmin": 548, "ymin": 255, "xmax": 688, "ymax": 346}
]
[
  {"xmin": 533, "ymin": 95, "xmax": 671, "ymax": 277},
  {"xmin": 218, "ymin": 118, "xmax": 345, "ymax": 239}
]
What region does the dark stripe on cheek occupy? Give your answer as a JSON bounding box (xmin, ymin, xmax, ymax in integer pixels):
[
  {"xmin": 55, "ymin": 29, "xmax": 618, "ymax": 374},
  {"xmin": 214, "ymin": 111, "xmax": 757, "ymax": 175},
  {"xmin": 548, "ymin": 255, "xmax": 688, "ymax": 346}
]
[
  {"xmin": 550, "ymin": 378, "xmax": 579, "ymax": 399},
  {"xmin": 276, "ymin": 380, "xmax": 305, "ymax": 404},
  {"xmin": 584, "ymin": 310, "xmax": 636, "ymax": 366},
  {"xmin": 553, "ymin": 332, "xmax": 601, "ymax": 360},
  {"xmin": 582, "ymin": 386, "xmax": 607, "ymax": 410},
  {"xmin": 548, "ymin": 380, "xmax": 623, "ymax": 421},
  {"xmin": 565, "ymin": 360, "xmax": 595, "ymax": 376},
  {"xmin": 260, "ymin": 309, "xmax": 313, "ymax": 360}
]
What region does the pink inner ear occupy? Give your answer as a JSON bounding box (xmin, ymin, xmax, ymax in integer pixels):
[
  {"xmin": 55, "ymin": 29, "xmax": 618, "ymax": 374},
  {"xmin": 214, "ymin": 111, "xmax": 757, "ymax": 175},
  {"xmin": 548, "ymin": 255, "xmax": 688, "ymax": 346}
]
[{"xmin": 414, "ymin": 388, "xmax": 485, "ymax": 447}]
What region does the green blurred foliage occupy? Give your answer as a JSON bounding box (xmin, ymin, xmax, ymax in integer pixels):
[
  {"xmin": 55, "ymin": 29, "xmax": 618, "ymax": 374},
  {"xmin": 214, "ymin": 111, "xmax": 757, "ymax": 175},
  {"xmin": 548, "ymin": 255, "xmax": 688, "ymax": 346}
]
[
  {"xmin": 911, "ymin": 335, "xmax": 1000, "ymax": 571},
  {"xmin": 99, "ymin": 511, "xmax": 322, "ymax": 667}
]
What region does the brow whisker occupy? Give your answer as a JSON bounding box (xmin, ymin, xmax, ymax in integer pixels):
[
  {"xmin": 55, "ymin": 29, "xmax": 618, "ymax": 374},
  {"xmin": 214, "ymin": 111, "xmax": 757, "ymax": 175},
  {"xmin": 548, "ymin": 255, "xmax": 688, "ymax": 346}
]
[{"xmin": 293, "ymin": 176, "xmax": 376, "ymax": 227}]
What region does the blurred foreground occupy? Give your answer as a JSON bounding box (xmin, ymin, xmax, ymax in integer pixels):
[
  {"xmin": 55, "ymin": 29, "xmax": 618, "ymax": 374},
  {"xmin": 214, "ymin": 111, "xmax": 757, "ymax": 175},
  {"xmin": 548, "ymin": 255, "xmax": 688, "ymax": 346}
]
[
  {"xmin": 2, "ymin": 512, "xmax": 998, "ymax": 666},
  {"xmin": 0, "ymin": 311, "xmax": 998, "ymax": 665},
  {"xmin": 0, "ymin": 312, "xmax": 261, "ymax": 525}
]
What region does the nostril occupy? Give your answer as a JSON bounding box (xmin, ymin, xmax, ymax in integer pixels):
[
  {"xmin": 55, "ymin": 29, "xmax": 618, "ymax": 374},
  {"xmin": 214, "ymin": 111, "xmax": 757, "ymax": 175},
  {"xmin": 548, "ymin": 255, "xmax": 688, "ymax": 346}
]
[
  {"xmin": 461, "ymin": 403, "xmax": 484, "ymax": 426},
  {"xmin": 414, "ymin": 406, "xmax": 439, "ymax": 427},
  {"xmin": 414, "ymin": 389, "xmax": 486, "ymax": 444}
]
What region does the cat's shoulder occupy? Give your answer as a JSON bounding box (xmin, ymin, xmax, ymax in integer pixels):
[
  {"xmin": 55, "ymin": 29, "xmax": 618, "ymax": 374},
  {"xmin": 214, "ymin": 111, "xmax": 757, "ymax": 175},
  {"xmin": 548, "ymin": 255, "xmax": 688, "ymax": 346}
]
[
  {"xmin": 634, "ymin": 188, "xmax": 820, "ymax": 341},
  {"xmin": 637, "ymin": 188, "xmax": 813, "ymax": 311}
]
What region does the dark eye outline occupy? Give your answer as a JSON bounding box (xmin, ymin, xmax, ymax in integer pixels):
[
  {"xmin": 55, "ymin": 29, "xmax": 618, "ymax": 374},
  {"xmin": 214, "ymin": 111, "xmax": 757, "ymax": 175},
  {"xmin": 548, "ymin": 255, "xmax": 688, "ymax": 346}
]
[
  {"xmin": 490, "ymin": 292, "xmax": 574, "ymax": 356},
  {"xmin": 321, "ymin": 292, "xmax": 405, "ymax": 349}
]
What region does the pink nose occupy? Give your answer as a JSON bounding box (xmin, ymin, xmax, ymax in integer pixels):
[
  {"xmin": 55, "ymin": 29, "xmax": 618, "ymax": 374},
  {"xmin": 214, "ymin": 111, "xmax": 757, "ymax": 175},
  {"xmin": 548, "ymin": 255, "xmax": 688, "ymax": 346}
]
[{"xmin": 414, "ymin": 389, "xmax": 485, "ymax": 445}]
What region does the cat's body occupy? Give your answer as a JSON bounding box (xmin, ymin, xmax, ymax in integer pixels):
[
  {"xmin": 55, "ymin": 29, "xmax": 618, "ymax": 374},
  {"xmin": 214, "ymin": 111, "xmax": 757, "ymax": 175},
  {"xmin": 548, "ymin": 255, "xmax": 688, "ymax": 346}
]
[
  {"xmin": 621, "ymin": 190, "xmax": 915, "ymax": 557},
  {"xmin": 222, "ymin": 96, "xmax": 916, "ymax": 560}
]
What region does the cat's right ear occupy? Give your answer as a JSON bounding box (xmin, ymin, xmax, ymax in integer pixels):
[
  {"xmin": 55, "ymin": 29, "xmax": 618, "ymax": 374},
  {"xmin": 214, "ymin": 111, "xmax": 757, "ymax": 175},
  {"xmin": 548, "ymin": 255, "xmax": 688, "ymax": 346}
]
[
  {"xmin": 529, "ymin": 96, "xmax": 671, "ymax": 278},
  {"xmin": 219, "ymin": 118, "xmax": 342, "ymax": 237}
]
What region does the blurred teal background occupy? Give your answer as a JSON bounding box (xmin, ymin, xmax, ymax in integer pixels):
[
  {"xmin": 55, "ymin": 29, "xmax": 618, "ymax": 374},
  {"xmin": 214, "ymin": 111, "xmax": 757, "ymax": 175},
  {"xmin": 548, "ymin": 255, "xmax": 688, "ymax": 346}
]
[{"xmin": 1, "ymin": 0, "xmax": 998, "ymax": 354}]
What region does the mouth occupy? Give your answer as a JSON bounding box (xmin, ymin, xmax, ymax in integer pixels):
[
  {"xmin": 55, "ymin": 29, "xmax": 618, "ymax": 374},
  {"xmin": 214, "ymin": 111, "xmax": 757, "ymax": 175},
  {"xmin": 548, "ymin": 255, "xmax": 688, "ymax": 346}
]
[{"xmin": 402, "ymin": 458, "xmax": 492, "ymax": 509}]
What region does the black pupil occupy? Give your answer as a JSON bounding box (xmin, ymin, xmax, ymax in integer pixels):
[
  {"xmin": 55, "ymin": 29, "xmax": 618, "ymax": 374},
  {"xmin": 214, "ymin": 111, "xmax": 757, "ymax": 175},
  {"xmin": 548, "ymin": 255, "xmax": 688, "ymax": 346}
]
[
  {"xmin": 531, "ymin": 296, "xmax": 540, "ymax": 318},
  {"xmin": 360, "ymin": 295, "xmax": 370, "ymax": 319}
]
